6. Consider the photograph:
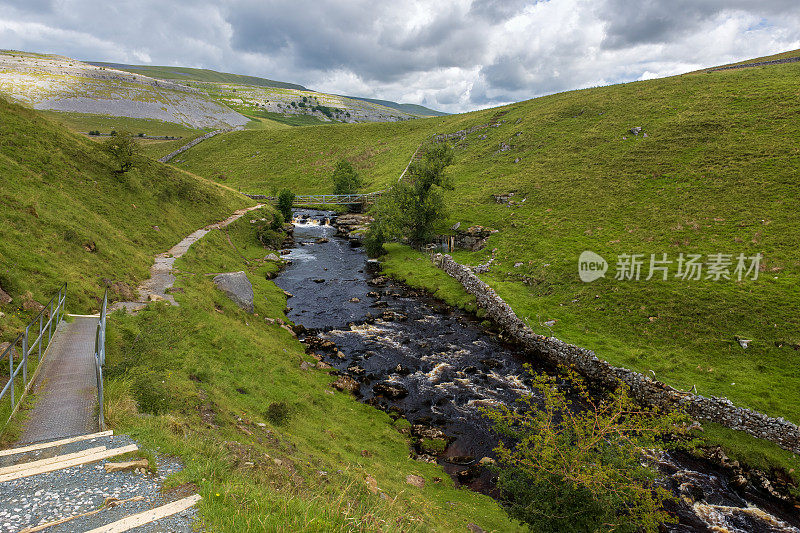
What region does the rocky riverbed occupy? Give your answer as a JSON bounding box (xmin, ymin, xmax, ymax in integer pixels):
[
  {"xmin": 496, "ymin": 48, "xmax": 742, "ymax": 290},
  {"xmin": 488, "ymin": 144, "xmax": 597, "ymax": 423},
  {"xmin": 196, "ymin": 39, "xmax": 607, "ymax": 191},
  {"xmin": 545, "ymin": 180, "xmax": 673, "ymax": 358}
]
[{"xmin": 274, "ymin": 209, "xmax": 800, "ymax": 532}]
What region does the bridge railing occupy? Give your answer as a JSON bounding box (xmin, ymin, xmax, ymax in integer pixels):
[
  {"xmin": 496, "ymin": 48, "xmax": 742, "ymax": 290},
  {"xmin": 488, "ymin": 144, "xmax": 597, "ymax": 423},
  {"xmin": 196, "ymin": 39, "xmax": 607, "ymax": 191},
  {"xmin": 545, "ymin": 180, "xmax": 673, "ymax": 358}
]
[
  {"xmin": 0, "ymin": 283, "xmax": 67, "ymax": 422},
  {"xmin": 94, "ymin": 288, "xmax": 108, "ymax": 430},
  {"xmin": 244, "ymin": 191, "xmax": 384, "ymax": 205}
]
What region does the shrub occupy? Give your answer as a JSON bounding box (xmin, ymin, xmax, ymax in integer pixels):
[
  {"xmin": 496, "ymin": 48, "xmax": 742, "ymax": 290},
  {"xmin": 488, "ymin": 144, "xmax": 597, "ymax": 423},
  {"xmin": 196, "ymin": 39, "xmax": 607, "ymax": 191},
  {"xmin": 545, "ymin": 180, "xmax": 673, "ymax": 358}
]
[
  {"xmin": 265, "ymin": 401, "xmax": 290, "ymax": 425},
  {"xmin": 277, "ymin": 189, "xmax": 294, "ymax": 222},
  {"xmin": 363, "ymin": 224, "xmax": 386, "ymax": 258},
  {"xmin": 269, "ymin": 212, "xmax": 284, "ymax": 231},
  {"xmin": 483, "ymin": 367, "xmax": 694, "ymax": 533}
]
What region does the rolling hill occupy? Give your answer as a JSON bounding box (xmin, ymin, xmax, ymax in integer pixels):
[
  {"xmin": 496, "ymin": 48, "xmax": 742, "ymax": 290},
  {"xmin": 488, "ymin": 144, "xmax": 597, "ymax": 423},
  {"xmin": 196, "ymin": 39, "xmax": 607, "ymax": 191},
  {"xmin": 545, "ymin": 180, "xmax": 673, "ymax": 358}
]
[
  {"xmin": 0, "ymin": 50, "xmax": 447, "ymax": 133},
  {"xmin": 171, "ymin": 50, "xmax": 800, "ymax": 426}
]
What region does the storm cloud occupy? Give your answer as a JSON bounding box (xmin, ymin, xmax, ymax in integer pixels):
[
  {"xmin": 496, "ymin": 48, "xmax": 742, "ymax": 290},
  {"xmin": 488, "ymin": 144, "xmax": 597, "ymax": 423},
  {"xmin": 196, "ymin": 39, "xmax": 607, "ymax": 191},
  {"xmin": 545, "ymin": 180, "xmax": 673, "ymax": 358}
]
[{"xmin": 1, "ymin": 0, "xmax": 799, "ymax": 112}]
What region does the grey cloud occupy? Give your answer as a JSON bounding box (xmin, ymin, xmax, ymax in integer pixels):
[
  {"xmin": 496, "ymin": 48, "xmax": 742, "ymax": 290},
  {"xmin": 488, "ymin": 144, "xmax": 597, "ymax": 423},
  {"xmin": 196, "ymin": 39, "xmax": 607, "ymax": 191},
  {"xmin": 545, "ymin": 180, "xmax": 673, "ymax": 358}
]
[
  {"xmin": 2, "ymin": 0, "xmax": 800, "ymax": 113},
  {"xmin": 224, "ymin": 1, "xmax": 488, "ymax": 83},
  {"xmin": 598, "ymin": 0, "xmax": 800, "ymax": 49},
  {"xmin": 468, "ymin": 0, "xmax": 536, "ymax": 23}
]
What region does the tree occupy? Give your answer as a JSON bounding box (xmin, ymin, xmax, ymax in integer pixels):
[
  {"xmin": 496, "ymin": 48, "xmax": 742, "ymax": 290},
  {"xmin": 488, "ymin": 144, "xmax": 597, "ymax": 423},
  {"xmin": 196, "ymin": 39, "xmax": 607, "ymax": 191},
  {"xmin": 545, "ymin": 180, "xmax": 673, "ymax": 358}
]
[
  {"xmin": 331, "ymin": 159, "xmax": 362, "ymax": 195},
  {"xmin": 277, "ymin": 189, "xmax": 295, "ymax": 222},
  {"xmin": 483, "ymin": 367, "xmax": 694, "ymax": 533},
  {"xmin": 101, "ymin": 130, "xmax": 140, "ymax": 173},
  {"xmin": 372, "ymin": 142, "xmax": 454, "ymax": 246}
]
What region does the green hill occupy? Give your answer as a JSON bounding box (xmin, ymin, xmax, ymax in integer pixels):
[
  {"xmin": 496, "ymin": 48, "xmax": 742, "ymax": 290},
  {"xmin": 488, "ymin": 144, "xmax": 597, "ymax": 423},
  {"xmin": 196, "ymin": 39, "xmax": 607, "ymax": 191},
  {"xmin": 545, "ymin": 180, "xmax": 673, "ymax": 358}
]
[
  {"xmin": 88, "ymin": 61, "xmax": 447, "ymax": 118},
  {"xmin": 87, "ymin": 62, "xmax": 309, "ymax": 90},
  {"xmin": 343, "ymin": 96, "xmax": 449, "ymax": 117},
  {"xmin": 172, "ymin": 51, "xmax": 800, "ymax": 425},
  {"xmin": 0, "ymin": 95, "xmax": 249, "ymax": 336}
]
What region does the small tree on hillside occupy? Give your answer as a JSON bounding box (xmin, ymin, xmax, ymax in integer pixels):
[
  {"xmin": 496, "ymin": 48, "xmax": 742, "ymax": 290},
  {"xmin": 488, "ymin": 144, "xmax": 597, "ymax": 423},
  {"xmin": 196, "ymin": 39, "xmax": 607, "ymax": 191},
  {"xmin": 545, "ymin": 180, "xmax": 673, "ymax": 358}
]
[
  {"xmin": 331, "ymin": 159, "xmax": 362, "ymax": 195},
  {"xmin": 101, "ymin": 130, "xmax": 140, "ymax": 173},
  {"xmin": 277, "ymin": 189, "xmax": 295, "ymax": 222},
  {"xmin": 368, "ymin": 142, "xmax": 454, "ymax": 246}
]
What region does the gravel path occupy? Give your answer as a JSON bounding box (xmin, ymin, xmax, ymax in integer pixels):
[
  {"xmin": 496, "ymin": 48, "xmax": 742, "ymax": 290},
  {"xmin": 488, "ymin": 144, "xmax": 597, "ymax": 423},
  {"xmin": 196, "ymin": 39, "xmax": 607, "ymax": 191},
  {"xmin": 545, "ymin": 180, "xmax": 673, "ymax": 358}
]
[
  {"xmin": 111, "ymin": 204, "xmax": 263, "ymax": 313},
  {"xmin": 0, "ymin": 434, "xmax": 196, "ymax": 532}
]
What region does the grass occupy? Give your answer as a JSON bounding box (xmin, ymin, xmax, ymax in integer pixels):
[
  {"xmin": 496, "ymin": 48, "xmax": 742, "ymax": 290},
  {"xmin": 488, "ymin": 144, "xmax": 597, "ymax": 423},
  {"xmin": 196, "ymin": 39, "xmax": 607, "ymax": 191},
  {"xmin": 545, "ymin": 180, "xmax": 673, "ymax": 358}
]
[
  {"xmin": 37, "ymin": 111, "xmax": 205, "ymax": 138},
  {"xmin": 102, "ymin": 208, "xmax": 520, "ymax": 532},
  {"xmin": 0, "ymin": 95, "xmax": 250, "ymax": 340},
  {"xmin": 175, "ymin": 52, "xmax": 800, "ymax": 429}
]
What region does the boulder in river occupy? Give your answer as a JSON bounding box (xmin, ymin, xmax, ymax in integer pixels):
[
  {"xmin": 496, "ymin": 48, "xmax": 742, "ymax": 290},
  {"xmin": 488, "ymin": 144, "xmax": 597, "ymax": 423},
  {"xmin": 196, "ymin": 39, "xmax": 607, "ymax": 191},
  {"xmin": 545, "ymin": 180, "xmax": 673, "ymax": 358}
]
[
  {"xmin": 332, "ymin": 375, "xmax": 360, "ymax": 394},
  {"xmin": 372, "ymin": 381, "xmax": 409, "ymax": 400},
  {"xmin": 212, "ymin": 272, "xmax": 254, "ymax": 313}
]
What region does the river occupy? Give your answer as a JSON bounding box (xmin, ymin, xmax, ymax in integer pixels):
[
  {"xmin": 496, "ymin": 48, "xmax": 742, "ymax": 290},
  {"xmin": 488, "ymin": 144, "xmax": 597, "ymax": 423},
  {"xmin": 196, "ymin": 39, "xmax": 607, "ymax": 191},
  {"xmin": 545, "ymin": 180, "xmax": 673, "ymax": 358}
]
[{"xmin": 275, "ymin": 209, "xmax": 800, "ymax": 533}]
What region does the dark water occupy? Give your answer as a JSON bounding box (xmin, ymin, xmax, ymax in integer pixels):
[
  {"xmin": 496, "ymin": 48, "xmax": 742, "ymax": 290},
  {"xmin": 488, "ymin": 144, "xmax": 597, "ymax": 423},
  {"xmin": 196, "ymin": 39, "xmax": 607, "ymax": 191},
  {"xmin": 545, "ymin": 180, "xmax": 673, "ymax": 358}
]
[{"xmin": 275, "ymin": 210, "xmax": 800, "ymax": 533}]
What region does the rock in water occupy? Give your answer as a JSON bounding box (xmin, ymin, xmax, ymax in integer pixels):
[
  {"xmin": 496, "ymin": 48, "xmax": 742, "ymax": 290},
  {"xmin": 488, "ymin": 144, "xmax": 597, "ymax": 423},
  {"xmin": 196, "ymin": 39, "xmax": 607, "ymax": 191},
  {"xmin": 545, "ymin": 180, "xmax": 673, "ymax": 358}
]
[
  {"xmin": 373, "ymin": 381, "xmax": 409, "ymax": 399},
  {"xmin": 213, "ymin": 271, "xmax": 254, "ymax": 313}
]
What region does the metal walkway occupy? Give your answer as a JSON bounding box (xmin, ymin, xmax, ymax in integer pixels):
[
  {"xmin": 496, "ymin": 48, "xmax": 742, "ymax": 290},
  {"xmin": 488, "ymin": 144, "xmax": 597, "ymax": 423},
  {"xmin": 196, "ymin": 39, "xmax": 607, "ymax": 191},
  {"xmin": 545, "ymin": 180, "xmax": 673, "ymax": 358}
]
[{"xmin": 19, "ymin": 317, "xmax": 100, "ymax": 444}]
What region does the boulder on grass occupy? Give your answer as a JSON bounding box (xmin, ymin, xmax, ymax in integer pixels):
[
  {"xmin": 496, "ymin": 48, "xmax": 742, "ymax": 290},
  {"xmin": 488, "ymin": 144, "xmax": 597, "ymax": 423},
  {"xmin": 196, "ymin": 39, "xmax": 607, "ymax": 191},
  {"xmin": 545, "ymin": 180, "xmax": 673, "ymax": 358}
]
[{"xmin": 213, "ymin": 272, "xmax": 254, "ymax": 313}]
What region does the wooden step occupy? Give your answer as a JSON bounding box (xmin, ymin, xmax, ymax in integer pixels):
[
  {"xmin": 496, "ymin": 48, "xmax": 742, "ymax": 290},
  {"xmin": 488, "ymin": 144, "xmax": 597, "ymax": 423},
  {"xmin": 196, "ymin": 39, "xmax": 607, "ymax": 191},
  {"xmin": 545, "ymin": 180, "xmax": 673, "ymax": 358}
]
[
  {"xmin": 0, "ymin": 444, "xmax": 137, "ymax": 483},
  {"xmin": 0, "ymin": 446, "xmax": 106, "ymax": 476},
  {"xmin": 85, "ymin": 494, "xmax": 202, "ymax": 533},
  {"xmin": 0, "ymin": 430, "xmax": 113, "ymax": 457}
]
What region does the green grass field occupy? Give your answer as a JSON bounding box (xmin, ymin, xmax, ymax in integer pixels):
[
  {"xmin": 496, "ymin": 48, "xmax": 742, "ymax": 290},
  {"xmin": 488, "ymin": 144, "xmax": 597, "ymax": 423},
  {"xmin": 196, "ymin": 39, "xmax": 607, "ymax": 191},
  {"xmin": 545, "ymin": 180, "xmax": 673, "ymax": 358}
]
[
  {"xmin": 173, "ymin": 53, "xmax": 800, "ymax": 427},
  {"xmin": 102, "ymin": 209, "xmax": 520, "ymax": 532}
]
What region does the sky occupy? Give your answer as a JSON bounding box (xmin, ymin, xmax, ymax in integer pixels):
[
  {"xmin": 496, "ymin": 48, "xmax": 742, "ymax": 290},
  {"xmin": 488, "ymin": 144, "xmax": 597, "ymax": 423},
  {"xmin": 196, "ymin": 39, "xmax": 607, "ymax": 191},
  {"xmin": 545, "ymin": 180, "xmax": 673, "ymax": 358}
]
[{"xmin": 2, "ymin": 0, "xmax": 800, "ymax": 113}]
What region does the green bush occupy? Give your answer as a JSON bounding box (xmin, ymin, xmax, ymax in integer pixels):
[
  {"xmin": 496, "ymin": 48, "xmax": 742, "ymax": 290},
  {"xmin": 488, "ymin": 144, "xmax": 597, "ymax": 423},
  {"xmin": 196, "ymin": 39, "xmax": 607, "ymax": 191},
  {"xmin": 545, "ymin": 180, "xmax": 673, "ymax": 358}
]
[
  {"xmin": 277, "ymin": 189, "xmax": 294, "ymax": 222},
  {"xmin": 363, "ymin": 224, "xmax": 386, "ymax": 258},
  {"xmin": 484, "ymin": 367, "xmax": 694, "ymax": 532},
  {"xmin": 265, "ymin": 401, "xmax": 290, "ymax": 425},
  {"xmin": 269, "ymin": 212, "xmax": 284, "ymax": 231}
]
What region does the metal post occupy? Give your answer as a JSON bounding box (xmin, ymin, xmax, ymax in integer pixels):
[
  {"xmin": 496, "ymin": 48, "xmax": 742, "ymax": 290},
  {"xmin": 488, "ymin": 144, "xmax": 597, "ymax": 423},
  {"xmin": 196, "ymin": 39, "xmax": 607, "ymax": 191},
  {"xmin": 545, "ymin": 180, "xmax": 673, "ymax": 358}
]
[
  {"xmin": 38, "ymin": 313, "xmax": 43, "ymax": 361},
  {"xmin": 22, "ymin": 326, "xmax": 28, "ymax": 380},
  {"xmin": 48, "ymin": 299, "xmax": 53, "ymax": 345},
  {"xmin": 96, "ymin": 361, "xmax": 104, "ymax": 430},
  {"xmin": 9, "ymin": 347, "xmax": 14, "ymax": 408}
]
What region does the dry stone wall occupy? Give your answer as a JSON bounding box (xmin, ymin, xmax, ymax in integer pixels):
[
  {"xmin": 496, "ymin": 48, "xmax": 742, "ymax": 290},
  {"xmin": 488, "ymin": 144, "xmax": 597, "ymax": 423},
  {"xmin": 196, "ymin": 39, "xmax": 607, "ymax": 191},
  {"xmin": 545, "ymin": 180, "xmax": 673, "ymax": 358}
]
[{"xmin": 432, "ymin": 253, "xmax": 800, "ymax": 454}]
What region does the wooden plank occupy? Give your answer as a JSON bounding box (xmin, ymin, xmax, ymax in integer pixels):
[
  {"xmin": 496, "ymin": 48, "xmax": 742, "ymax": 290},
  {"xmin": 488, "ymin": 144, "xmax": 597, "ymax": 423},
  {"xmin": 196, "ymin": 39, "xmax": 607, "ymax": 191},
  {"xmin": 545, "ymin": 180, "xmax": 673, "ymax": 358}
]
[
  {"xmin": 0, "ymin": 430, "xmax": 113, "ymax": 457},
  {"xmin": 0, "ymin": 444, "xmax": 137, "ymax": 483},
  {"xmin": 85, "ymin": 494, "xmax": 202, "ymax": 533},
  {"xmin": 0, "ymin": 446, "xmax": 106, "ymax": 475}
]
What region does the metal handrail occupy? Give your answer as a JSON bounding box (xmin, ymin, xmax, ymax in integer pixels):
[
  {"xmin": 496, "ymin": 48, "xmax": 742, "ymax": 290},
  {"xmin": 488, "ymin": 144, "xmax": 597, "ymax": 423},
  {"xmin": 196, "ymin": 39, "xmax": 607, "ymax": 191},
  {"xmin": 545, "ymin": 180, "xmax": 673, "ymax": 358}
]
[
  {"xmin": 0, "ymin": 282, "xmax": 67, "ymax": 421},
  {"xmin": 94, "ymin": 288, "xmax": 108, "ymax": 430},
  {"xmin": 244, "ymin": 191, "xmax": 385, "ymax": 205}
]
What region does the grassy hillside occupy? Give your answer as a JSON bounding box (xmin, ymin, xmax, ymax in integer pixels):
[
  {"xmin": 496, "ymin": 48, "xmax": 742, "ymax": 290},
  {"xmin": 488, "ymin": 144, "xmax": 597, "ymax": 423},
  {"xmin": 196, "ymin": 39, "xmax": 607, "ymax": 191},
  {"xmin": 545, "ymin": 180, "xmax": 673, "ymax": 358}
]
[
  {"xmin": 88, "ymin": 62, "xmax": 309, "ymax": 90},
  {"xmin": 103, "ymin": 209, "xmax": 519, "ymax": 532},
  {"xmin": 173, "ymin": 54, "xmax": 800, "ymax": 425},
  {"xmin": 0, "ymin": 95, "xmax": 250, "ymax": 341}
]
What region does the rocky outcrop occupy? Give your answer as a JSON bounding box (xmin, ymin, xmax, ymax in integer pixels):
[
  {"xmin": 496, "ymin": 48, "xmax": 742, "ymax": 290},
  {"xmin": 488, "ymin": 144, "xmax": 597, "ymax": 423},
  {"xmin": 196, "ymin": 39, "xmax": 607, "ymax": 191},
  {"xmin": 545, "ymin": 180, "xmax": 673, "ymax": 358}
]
[
  {"xmin": 432, "ymin": 253, "xmax": 800, "ymax": 454},
  {"xmin": 333, "ymin": 213, "xmax": 373, "ymax": 242},
  {"xmin": 454, "ymin": 226, "xmax": 497, "ymax": 251},
  {"xmin": 212, "ymin": 272, "xmax": 254, "ymax": 313}
]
